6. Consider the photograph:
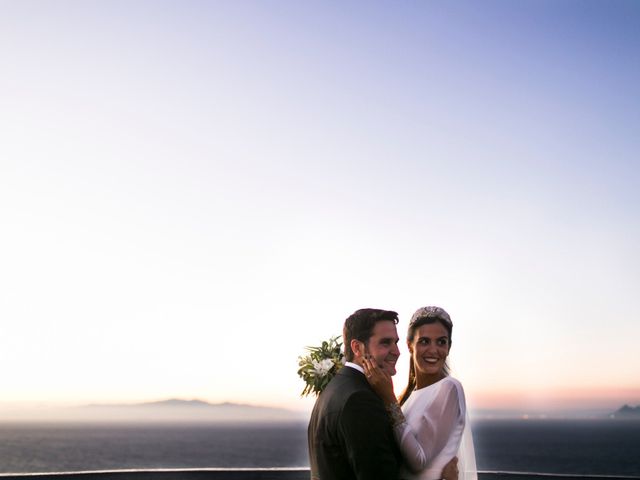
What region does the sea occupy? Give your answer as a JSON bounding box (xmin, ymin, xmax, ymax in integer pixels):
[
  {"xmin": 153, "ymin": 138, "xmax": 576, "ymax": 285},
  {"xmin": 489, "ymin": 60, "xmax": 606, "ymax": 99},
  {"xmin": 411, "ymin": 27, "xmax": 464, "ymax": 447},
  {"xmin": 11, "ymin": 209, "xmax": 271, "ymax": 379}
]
[{"xmin": 0, "ymin": 419, "xmax": 639, "ymax": 476}]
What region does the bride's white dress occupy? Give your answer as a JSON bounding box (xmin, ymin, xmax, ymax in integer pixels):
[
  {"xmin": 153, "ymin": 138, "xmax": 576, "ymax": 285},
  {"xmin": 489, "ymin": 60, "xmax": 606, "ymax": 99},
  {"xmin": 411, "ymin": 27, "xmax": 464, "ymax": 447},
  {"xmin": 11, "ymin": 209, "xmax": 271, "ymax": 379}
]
[{"xmin": 393, "ymin": 376, "xmax": 477, "ymax": 480}]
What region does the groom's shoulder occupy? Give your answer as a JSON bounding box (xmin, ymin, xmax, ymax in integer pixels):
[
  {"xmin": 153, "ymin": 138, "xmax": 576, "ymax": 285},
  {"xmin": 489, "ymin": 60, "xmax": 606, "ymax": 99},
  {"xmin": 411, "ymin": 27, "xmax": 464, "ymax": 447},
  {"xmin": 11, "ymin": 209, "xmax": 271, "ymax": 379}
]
[
  {"xmin": 321, "ymin": 367, "xmax": 372, "ymax": 401},
  {"xmin": 327, "ymin": 366, "xmax": 365, "ymax": 391}
]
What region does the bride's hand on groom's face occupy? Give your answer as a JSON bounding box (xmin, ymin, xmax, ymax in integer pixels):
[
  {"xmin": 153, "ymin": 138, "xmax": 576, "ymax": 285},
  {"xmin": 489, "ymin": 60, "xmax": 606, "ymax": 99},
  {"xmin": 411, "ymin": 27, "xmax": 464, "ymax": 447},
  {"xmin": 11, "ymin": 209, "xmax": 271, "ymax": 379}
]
[{"xmin": 362, "ymin": 356, "xmax": 397, "ymax": 404}]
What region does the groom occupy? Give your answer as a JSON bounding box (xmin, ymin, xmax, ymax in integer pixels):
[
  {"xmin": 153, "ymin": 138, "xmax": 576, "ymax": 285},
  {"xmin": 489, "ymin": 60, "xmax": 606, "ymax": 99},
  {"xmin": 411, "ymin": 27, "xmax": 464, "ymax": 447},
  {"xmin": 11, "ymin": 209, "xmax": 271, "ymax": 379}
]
[{"xmin": 307, "ymin": 308, "xmax": 459, "ymax": 480}]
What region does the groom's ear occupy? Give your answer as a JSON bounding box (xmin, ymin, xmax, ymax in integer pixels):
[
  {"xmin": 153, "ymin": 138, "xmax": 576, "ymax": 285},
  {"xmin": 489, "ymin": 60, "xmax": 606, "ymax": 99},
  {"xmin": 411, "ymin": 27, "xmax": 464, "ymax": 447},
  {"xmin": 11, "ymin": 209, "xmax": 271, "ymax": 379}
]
[{"xmin": 350, "ymin": 339, "xmax": 365, "ymax": 359}]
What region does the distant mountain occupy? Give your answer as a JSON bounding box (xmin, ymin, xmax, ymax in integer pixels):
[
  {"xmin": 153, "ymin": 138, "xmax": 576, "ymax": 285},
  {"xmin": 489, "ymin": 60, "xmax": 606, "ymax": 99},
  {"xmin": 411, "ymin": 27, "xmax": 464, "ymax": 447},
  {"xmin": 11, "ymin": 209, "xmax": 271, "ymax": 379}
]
[
  {"xmin": 79, "ymin": 398, "xmax": 304, "ymax": 423},
  {"xmin": 0, "ymin": 399, "xmax": 307, "ymax": 423},
  {"xmin": 610, "ymin": 404, "xmax": 640, "ymax": 419},
  {"xmin": 144, "ymin": 399, "xmax": 213, "ymax": 407},
  {"xmin": 87, "ymin": 398, "xmax": 220, "ymax": 408}
]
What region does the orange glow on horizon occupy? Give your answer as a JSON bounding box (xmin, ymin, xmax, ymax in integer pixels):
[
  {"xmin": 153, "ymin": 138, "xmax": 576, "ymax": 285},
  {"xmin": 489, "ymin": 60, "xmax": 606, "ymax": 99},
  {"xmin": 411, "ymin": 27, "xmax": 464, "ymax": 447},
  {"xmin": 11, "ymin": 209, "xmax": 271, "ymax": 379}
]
[{"xmin": 469, "ymin": 386, "xmax": 640, "ymax": 410}]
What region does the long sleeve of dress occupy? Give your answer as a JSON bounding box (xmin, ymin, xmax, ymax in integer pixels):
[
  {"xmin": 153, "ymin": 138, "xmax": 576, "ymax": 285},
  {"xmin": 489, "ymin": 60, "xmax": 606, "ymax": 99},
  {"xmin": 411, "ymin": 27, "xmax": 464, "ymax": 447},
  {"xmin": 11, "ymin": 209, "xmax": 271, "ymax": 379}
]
[{"xmin": 394, "ymin": 378, "xmax": 466, "ymax": 475}]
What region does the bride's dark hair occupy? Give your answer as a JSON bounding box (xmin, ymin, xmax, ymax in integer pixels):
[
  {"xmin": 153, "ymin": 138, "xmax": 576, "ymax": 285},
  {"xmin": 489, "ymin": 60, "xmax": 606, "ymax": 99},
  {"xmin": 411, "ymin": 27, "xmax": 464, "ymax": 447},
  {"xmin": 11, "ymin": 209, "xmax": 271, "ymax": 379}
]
[{"xmin": 398, "ymin": 306, "xmax": 453, "ymax": 406}]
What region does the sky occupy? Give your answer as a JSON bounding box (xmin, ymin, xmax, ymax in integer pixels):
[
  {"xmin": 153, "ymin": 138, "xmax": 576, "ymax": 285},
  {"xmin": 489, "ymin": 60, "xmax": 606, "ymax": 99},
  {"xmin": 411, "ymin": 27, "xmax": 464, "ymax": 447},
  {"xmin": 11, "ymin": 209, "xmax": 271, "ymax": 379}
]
[{"xmin": 1, "ymin": 0, "xmax": 639, "ymax": 416}]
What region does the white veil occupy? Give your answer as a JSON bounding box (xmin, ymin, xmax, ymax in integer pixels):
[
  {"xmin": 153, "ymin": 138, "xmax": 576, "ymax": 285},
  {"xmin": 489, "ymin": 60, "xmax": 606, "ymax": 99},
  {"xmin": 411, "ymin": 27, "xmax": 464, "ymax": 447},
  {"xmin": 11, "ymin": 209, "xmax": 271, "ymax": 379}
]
[{"xmin": 458, "ymin": 410, "xmax": 477, "ymax": 480}]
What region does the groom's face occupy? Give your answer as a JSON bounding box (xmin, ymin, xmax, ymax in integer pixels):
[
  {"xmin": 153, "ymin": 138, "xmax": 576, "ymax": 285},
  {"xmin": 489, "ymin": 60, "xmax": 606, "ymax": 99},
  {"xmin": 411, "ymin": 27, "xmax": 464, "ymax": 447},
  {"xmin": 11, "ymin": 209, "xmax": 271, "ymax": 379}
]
[{"xmin": 365, "ymin": 320, "xmax": 400, "ymax": 376}]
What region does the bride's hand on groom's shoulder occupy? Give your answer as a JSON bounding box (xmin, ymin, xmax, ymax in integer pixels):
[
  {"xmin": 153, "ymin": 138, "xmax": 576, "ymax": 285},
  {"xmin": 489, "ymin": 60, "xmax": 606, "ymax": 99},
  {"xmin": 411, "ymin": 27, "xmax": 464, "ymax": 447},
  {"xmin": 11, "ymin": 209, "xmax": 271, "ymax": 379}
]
[{"xmin": 362, "ymin": 356, "xmax": 397, "ymax": 405}]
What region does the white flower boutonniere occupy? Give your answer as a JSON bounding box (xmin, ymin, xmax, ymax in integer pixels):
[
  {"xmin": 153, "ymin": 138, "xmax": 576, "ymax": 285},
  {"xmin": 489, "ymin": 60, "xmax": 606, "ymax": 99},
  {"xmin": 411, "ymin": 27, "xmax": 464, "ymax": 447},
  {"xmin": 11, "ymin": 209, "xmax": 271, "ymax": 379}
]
[{"xmin": 297, "ymin": 336, "xmax": 345, "ymax": 397}]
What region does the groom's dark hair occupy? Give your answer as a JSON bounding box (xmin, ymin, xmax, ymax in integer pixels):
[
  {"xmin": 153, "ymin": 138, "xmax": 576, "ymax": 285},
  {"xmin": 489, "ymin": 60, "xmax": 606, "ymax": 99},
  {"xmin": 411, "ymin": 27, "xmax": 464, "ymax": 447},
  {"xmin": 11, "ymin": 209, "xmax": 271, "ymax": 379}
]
[{"xmin": 343, "ymin": 308, "xmax": 399, "ymax": 362}]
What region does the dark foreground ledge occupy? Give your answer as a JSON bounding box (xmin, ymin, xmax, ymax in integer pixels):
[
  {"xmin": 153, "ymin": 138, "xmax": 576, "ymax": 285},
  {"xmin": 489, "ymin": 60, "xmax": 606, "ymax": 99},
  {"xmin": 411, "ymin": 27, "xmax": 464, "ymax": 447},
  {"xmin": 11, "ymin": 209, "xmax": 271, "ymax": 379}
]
[
  {"xmin": 0, "ymin": 470, "xmax": 307, "ymax": 480},
  {"xmin": 1, "ymin": 470, "xmax": 639, "ymax": 480}
]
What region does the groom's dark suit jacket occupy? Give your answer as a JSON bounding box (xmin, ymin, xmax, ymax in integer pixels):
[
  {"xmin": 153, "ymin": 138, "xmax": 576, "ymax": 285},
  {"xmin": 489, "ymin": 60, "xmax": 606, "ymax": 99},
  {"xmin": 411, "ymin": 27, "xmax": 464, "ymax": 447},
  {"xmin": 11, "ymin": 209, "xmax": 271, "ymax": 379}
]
[{"xmin": 308, "ymin": 365, "xmax": 401, "ymax": 480}]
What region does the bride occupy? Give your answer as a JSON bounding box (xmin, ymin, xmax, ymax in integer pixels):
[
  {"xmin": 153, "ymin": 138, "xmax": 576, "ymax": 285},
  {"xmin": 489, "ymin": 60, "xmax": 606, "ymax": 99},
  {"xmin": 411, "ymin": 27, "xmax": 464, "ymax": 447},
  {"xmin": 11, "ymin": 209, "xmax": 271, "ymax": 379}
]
[{"xmin": 363, "ymin": 306, "xmax": 477, "ymax": 480}]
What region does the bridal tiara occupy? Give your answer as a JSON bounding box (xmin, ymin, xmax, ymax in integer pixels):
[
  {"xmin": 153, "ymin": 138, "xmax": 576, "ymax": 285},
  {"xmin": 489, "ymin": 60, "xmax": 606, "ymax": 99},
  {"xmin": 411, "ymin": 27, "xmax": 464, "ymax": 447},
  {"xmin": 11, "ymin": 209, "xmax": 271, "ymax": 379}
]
[{"xmin": 409, "ymin": 306, "xmax": 452, "ymax": 327}]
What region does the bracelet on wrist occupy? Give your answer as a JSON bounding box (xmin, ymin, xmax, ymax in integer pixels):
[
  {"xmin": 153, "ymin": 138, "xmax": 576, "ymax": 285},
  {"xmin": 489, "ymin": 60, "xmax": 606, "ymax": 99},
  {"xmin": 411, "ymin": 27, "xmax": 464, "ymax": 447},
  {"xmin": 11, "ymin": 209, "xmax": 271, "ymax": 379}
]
[{"xmin": 385, "ymin": 401, "xmax": 406, "ymax": 427}]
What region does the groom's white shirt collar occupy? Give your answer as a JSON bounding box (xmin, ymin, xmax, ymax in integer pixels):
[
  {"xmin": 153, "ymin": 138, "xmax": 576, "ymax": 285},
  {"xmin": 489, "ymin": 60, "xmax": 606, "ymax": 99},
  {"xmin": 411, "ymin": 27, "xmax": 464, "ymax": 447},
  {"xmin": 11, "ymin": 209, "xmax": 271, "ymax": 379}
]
[{"xmin": 344, "ymin": 361, "xmax": 365, "ymax": 374}]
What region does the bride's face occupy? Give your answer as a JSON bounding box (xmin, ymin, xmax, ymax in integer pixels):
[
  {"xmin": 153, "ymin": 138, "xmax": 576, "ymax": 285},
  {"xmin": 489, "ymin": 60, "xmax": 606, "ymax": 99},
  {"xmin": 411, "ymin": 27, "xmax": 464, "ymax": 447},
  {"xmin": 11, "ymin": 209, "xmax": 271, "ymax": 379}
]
[{"xmin": 409, "ymin": 322, "xmax": 450, "ymax": 379}]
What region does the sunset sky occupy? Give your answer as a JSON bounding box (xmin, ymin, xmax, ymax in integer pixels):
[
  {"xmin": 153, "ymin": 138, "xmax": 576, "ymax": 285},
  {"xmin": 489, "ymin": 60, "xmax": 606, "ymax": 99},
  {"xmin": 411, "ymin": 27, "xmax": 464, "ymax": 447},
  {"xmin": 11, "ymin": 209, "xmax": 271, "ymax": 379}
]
[{"xmin": 1, "ymin": 0, "xmax": 639, "ymax": 416}]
